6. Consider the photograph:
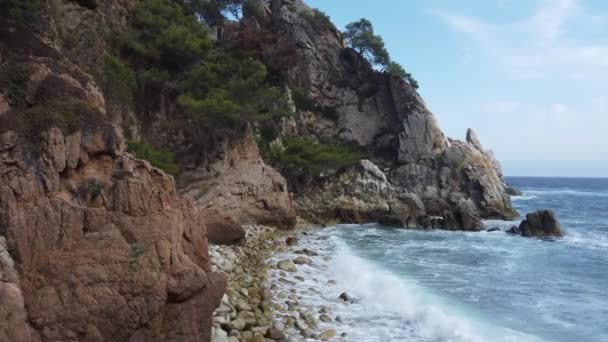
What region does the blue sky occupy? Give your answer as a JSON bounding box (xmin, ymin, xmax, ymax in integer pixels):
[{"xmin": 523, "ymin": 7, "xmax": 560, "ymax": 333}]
[{"xmin": 305, "ymin": 0, "xmax": 608, "ymax": 177}]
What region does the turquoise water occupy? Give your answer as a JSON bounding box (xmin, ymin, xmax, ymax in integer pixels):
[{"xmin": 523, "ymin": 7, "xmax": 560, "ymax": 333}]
[{"xmin": 278, "ymin": 177, "xmax": 608, "ymax": 341}]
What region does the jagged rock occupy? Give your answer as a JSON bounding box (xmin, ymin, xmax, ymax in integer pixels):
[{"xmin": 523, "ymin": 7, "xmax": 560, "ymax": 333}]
[
  {"xmin": 519, "ymin": 210, "xmax": 564, "ymax": 238},
  {"xmin": 466, "ymin": 128, "xmax": 483, "ymax": 151},
  {"xmin": 269, "ymin": 3, "xmax": 517, "ymax": 230},
  {"xmin": 297, "ymin": 160, "xmax": 427, "ymax": 228}
]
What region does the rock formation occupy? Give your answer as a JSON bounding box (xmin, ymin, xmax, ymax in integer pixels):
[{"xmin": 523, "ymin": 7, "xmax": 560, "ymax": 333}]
[
  {"xmin": 180, "ymin": 133, "xmax": 297, "ymax": 229},
  {"xmin": 508, "ymin": 210, "xmax": 564, "ymax": 238},
  {"xmin": 0, "ymin": 125, "xmax": 226, "ymax": 341},
  {"xmin": 267, "ymin": 1, "xmax": 518, "ymax": 229}
]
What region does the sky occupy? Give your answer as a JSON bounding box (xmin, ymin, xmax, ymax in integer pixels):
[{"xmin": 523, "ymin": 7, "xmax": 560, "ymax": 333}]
[{"xmin": 305, "ymin": 0, "xmax": 608, "ymax": 177}]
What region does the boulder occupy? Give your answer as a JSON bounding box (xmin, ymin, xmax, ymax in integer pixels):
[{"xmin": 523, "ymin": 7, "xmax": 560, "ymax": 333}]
[
  {"xmin": 519, "ymin": 210, "xmax": 563, "ymax": 238},
  {"xmin": 205, "ymin": 215, "xmax": 246, "ymax": 245},
  {"xmin": 486, "ymin": 227, "xmax": 501, "ymax": 232}
]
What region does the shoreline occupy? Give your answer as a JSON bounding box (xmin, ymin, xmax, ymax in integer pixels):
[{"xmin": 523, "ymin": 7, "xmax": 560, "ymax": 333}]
[{"xmin": 211, "ymin": 219, "xmax": 341, "ymax": 342}]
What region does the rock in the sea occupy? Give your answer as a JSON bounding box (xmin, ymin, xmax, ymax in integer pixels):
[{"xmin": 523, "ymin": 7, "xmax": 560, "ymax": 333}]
[
  {"xmin": 339, "ymin": 292, "xmax": 354, "ymax": 303},
  {"xmin": 277, "ymin": 260, "xmax": 297, "ymax": 272},
  {"xmin": 506, "ymin": 226, "xmax": 521, "ymax": 235},
  {"xmin": 519, "ymin": 210, "xmax": 563, "ymax": 238},
  {"xmin": 286, "ymin": 236, "xmax": 299, "ymax": 246},
  {"xmin": 486, "ymin": 227, "xmax": 501, "ymax": 232}
]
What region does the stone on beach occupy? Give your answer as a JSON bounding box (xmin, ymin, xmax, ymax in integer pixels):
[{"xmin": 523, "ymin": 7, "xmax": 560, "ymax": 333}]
[
  {"xmin": 277, "ymin": 260, "xmax": 297, "ymax": 272},
  {"xmin": 292, "ymin": 256, "xmax": 313, "ymax": 265},
  {"xmin": 319, "ymin": 329, "xmax": 337, "ymax": 340}
]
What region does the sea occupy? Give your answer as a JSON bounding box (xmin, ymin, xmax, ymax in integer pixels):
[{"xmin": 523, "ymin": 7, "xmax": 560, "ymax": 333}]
[{"xmin": 268, "ymin": 177, "xmax": 608, "ymax": 342}]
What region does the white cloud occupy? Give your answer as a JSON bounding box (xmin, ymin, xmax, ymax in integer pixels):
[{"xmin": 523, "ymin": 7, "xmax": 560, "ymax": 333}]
[{"xmin": 432, "ymin": 0, "xmax": 608, "ymax": 81}]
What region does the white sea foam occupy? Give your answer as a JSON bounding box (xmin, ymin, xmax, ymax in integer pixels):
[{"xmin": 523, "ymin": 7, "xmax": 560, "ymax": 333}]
[
  {"xmin": 268, "ymin": 229, "xmax": 544, "ymax": 342},
  {"xmin": 511, "ymin": 195, "xmax": 538, "ymax": 201}
]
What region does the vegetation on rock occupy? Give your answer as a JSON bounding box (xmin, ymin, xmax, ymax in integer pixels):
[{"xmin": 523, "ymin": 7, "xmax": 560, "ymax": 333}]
[
  {"xmin": 269, "ymin": 137, "xmax": 365, "ymax": 175},
  {"xmin": 127, "ymin": 141, "xmax": 179, "ymax": 175},
  {"xmin": 0, "ymin": 61, "xmax": 30, "ymax": 108},
  {"xmin": 345, "ymin": 18, "xmax": 419, "ymax": 89},
  {"xmin": 97, "ymin": 53, "xmax": 136, "ymax": 108}
]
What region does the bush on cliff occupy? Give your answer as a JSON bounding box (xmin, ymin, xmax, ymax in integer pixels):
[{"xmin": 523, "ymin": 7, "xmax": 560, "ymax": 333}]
[
  {"xmin": 127, "ymin": 141, "xmax": 179, "ymax": 175},
  {"xmin": 96, "ymin": 53, "xmax": 136, "ymax": 108},
  {"xmin": 269, "ymin": 137, "xmax": 365, "ymax": 175}
]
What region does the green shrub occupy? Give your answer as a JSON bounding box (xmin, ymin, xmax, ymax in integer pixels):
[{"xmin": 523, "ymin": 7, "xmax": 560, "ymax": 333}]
[
  {"xmin": 0, "ymin": 62, "xmax": 29, "ymax": 108},
  {"xmin": 97, "ymin": 53, "xmax": 136, "ymax": 108},
  {"xmin": 270, "ymin": 137, "xmax": 365, "ymax": 174},
  {"xmin": 127, "ymin": 141, "xmax": 179, "ymax": 175},
  {"xmin": 22, "ymin": 99, "xmax": 101, "ymax": 133}
]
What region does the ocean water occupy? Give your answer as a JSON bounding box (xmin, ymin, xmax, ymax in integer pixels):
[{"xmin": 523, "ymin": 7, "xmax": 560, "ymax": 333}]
[{"xmin": 268, "ymin": 177, "xmax": 608, "ymax": 341}]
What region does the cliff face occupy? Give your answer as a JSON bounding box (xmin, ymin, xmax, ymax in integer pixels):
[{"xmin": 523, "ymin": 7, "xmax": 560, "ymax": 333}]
[
  {"xmin": 0, "ymin": 2, "xmax": 226, "ymax": 341},
  {"xmin": 267, "ymin": 0, "xmax": 517, "ymax": 229},
  {"xmin": 0, "ymin": 124, "xmax": 226, "ymax": 341}
]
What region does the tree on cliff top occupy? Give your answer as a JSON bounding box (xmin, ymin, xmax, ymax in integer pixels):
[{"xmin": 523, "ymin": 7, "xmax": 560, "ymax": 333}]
[
  {"xmin": 344, "ymin": 18, "xmax": 390, "ymax": 67},
  {"xmin": 344, "ymin": 18, "xmax": 420, "ymax": 89}
]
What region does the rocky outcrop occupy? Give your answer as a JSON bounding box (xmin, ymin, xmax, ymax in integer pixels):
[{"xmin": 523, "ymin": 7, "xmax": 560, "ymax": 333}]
[
  {"xmin": 297, "ymin": 160, "xmax": 428, "ymax": 228},
  {"xmin": 180, "ymin": 133, "xmax": 297, "ymax": 229},
  {"xmin": 508, "ymin": 210, "xmax": 564, "ymax": 238},
  {"xmin": 0, "ymin": 125, "xmax": 226, "ymax": 341},
  {"xmin": 266, "ymin": 2, "xmax": 518, "ymax": 229}
]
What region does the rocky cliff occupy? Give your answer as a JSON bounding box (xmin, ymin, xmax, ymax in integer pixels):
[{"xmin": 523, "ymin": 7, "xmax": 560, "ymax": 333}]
[{"xmin": 266, "ymin": 0, "xmax": 518, "ymax": 229}]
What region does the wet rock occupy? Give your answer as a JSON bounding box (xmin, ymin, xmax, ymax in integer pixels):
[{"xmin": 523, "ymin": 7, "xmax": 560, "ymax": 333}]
[
  {"xmin": 277, "ymin": 260, "xmax": 297, "ymax": 272},
  {"xmin": 506, "ymin": 226, "xmax": 521, "ymax": 235},
  {"xmin": 319, "ymin": 329, "xmax": 337, "ymax": 341},
  {"xmin": 519, "ymin": 210, "xmax": 563, "ymax": 238},
  {"xmin": 292, "ymin": 256, "xmax": 312, "ymax": 265},
  {"xmin": 319, "ymin": 314, "xmax": 332, "ymax": 323},
  {"xmin": 339, "ymin": 292, "xmax": 354, "ymax": 303},
  {"xmin": 486, "ymin": 227, "xmax": 501, "ymax": 232},
  {"xmin": 286, "ymin": 237, "xmax": 299, "ymax": 246}
]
